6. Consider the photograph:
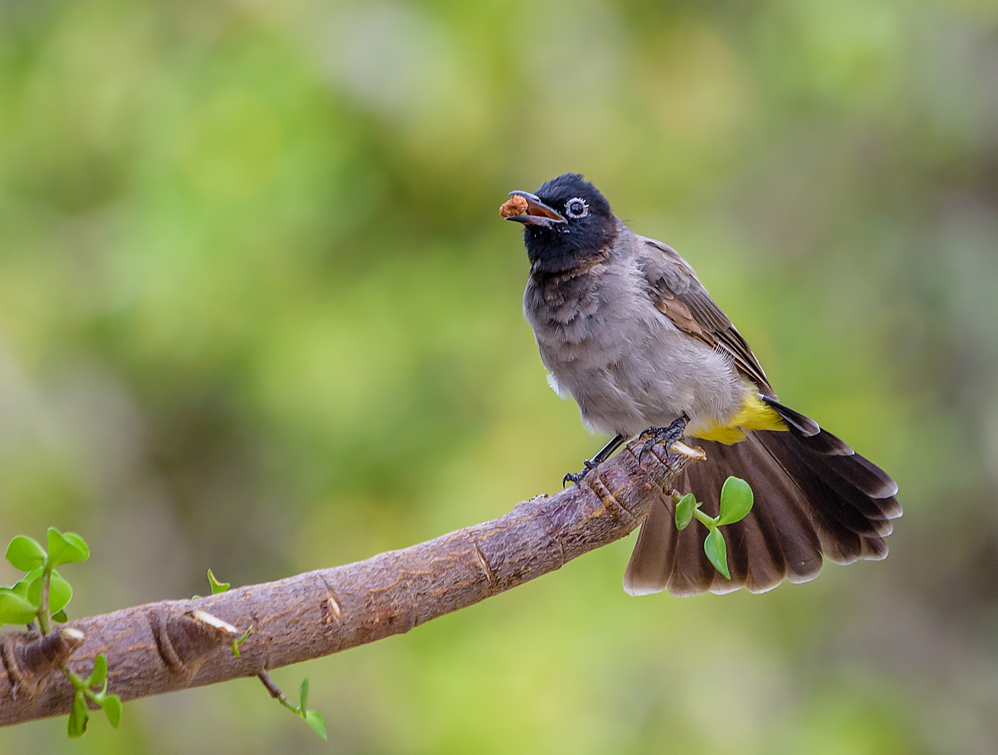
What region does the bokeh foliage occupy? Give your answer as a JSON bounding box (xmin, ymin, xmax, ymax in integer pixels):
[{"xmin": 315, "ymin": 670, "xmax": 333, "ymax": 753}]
[{"xmin": 1, "ymin": 0, "xmax": 996, "ymax": 752}]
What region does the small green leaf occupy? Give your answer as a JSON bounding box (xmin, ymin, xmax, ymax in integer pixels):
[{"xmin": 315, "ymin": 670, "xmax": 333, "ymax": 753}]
[
  {"xmin": 46, "ymin": 528, "xmax": 90, "ymax": 568},
  {"xmin": 297, "ymin": 678, "xmax": 326, "ymax": 739},
  {"xmin": 5, "ymin": 536, "xmax": 46, "ymax": 572},
  {"xmin": 304, "ymin": 710, "xmax": 327, "ymax": 740},
  {"xmin": 717, "ymin": 476, "xmax": 754, "ymax": 526},
  {"xmin": 101, "ymin": 694, "xmax": 122, "ymax": 728},
  {"xmin": 50, "ymin": 573, "xmax": 73, "ymax": 613},
  {"xmin": 299, "ymin": 678, "xmax": 310, "ymax": 713},
  {"xmin": 52, "ymin": 609, "xmax": 68, "ymax": 623},
  {"xmin": 86, "ymin": 654, "xmax": 108, "ymax": 687},
  {"xmin": 26, "ymin": 571, "xmax": 73, "ymax": 613},
  {"xmin": 207, "ymin": 568, "xmax": 230, "ymax": 595},
  {"xmin": 68, "ymin": 690, "xmax": 89, "ymax": 738},
  {"xmin": 674, "ymin": 493, "xmax": 696, "ymax": 530},
  {"xmin": 704, "ymin": 527, "xmax": 731, "ymax": 580},
  {"xmin": 231, "ymin": 626, "xmax": 253, "ymax": 658},
  {"xmin": 0, "ymin": 588, "xmax": 39, "ymax": 626}
]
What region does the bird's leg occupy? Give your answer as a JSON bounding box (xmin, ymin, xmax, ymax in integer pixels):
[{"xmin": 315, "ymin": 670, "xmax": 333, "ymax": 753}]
[
  {"xmin": 637, "ymin": 415, "xmax": 690, "ymax": 459},
  {"xmin": 563, "ymin": 434, "xmax": 626, "ymax": 487}
]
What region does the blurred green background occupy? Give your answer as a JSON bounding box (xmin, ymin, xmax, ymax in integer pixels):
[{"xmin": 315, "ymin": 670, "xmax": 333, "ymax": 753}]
[{"xmin": 1, "ymin": 0, "xmax": 996, "ymax": 752}]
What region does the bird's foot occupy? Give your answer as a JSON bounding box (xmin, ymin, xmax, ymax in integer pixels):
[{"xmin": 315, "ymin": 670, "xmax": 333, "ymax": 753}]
[
  {"xmin": 637, "ymin": 416, "xmax": 689, "ymax": 459},
  {"xmin": 562, "ymin": 434, "xmax": 627, "ymax": 488},
  {"xmin": 563, "ymin": 458, "xmax": 598, "ymax": 488}
]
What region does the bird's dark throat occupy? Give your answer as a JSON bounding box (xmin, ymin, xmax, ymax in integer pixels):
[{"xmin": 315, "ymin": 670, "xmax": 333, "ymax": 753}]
[
  {"xmin": 528, "ymin": 245, "xmax": 611, "ymax": 299},
  {"xmin": 524, "ymin": 228, "xmax": 617, "ymax": 275}
]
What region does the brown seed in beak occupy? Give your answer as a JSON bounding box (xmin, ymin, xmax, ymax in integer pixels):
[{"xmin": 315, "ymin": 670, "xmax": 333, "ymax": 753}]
[{"xmin": 499, "ymin": 194, "xmax": 529, "ymax": 218}]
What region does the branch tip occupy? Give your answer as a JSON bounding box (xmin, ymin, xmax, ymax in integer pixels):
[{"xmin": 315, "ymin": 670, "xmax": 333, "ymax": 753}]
[
  {"xmin": 667, "ymin": 440, "xmax": 707, "ymax": 461},
  {"xmin": 60, "ymin": 627, "xmax": 85, "ymax": 643},
  {"xmin": 0, "ymin": 624, "xmax": 87, "ymax": 699}
]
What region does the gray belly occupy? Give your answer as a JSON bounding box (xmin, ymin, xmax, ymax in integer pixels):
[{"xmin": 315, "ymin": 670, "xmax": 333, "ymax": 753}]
[
  {"xmin": 539, "ymin": 325, "xmax": 742, "ymax": 437},
  {"xmin": 525, "ymin": 265, "xmax": 743, "ymax": 437}
]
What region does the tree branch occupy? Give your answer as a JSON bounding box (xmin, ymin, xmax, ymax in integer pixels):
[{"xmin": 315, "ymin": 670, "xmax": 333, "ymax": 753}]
[{"xmin": 0, "ymin": 439, "xmax": 702, "ymax": 728}]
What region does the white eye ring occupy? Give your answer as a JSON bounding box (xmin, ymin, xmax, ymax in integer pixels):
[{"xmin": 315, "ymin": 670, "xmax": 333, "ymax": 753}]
[{"xmin": 565, "ymin": 197, "xmax": 589, "ymax": 219}]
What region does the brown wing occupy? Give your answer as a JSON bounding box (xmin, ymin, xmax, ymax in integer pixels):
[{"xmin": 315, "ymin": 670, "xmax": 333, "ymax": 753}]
[{"xmin": 640, "ymin": 236, "xmax": 774, "ymax": 396}]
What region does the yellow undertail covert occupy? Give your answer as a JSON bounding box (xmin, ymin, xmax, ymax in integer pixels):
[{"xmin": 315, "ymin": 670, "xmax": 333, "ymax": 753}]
[{"xmin": 687, "ymin": 391, "xmax": 788, "ymax": 444}]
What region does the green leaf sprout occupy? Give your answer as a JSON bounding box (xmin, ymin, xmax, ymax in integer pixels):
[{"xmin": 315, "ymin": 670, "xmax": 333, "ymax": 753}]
[{"xmin": 672, "ymin": 476, "xmax": 754, "ymax": 581}]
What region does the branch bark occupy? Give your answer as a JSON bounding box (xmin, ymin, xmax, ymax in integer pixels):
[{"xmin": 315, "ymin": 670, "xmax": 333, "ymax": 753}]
[{"xmin": 0, "ymin": 439, "xmax": 701, "ymax": 727}]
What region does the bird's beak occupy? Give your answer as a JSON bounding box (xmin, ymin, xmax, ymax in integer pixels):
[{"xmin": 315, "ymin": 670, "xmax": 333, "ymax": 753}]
[{"xmin": 500, "ymin": 191, "xmax": 567, "ymax": 227}]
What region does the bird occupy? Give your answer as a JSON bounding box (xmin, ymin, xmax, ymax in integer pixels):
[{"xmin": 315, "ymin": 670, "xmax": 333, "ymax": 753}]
[{"xmin": 501, "ymin": 172, "xmax": 901, "ymax": 597}]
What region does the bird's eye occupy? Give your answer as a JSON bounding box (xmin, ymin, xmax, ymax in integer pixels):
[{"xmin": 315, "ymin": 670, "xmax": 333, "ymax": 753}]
[{"xmin": 565, "ymin": 197, "xmax": 589, "ymax": 219}]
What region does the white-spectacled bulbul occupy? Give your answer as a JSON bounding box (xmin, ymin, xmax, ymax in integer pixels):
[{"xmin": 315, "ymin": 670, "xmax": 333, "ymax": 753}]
[{"xmin": 503, "ymin": 173, "xmax": 901, "ymax": 597}]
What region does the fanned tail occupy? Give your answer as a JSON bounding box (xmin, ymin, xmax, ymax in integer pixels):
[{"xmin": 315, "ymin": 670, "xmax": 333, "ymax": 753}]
[{"xmin": 623, "ymin": 402, "xmax": 901, "ymax": 597}]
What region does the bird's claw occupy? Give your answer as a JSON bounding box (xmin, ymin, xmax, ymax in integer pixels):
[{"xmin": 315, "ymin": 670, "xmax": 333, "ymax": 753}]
[
  {"xmin": 563, "ymin": 458, "xmax": 598, "ymax": 488},
  {"xmin": 637, "ymin": 417, "xmax": 689, "ymax": 460}
]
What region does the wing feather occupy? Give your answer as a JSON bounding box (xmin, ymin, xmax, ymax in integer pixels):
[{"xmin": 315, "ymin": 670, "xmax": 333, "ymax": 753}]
[{"xmin": 640, "ymin": 236, "xmax": 773, "ymax": 395}]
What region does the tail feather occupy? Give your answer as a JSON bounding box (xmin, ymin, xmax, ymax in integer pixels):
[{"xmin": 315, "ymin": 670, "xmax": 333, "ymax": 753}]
[
  {"xmin": 769, "ymin": 433, "xmax": 895, "ymax": 536},
  {"xmin": 758, "ymin": 433, "xmax": 888, "ymax": 562},
  {"xmin": 623, "ymin": 406, "xmax": 901, "ymax": 597},
  {"xmin": 765, "ymin": 397, "xmax": 899, "ymax": 500},
  {"xmin": 761, "ymin": 397, "xmax": 819, "ymax": 436}
]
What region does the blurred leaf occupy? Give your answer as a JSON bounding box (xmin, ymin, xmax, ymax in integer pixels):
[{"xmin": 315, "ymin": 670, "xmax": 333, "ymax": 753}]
[
  {"xmin": 46, "ymin": 529, "xmax": 90, "ymax": 568},
  {"xmin": 52, "ymin": 609, "xmax": 68, "ymax": 623},
  {"xmin": 0, "ymin": 588, "xmax": 38, "ymax": 626},
  {"xmin": 299, "ymin": 678, "xmax": 310, "ymax": 713},
  {"xmin": 304, "ymin": 710, "xmax": 328, "ymax": 741},
  {"xmin": 207, "ymin": 569, "xmax": 230, "ymax": 595},
  {"xmin": 675, "ymin": 493, "xmax": 696, "ymax": 530},
  {"xmin": 86, "ymin": 654, "xmax": 108, "ymax": 687},
  {"xmin": 68, "ymin": 691, "xmax": 88, "ymax": 738},
  {"xmin": 704, "ymin": 527, "xmax": 730, "ymax": 580},
  {"xmin": 5, "ymin": 536, "xmax": 46, "ymax": 572},
  {"xmin": 296, "ymin": 678, "xmax": 326, "ymax": 738},
  {"xmin": 717, "ymin": 476, "xmax": 753, "ymax": 526},
  {"xmin": 101, "ymin": 694, "xmax": 122, "ymax": 728}
]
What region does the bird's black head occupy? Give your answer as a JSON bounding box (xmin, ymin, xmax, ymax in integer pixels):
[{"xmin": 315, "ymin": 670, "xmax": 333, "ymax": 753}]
[{"xmin": 503, "ymin": 173, "xmax": 617, "ymax": 274}]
